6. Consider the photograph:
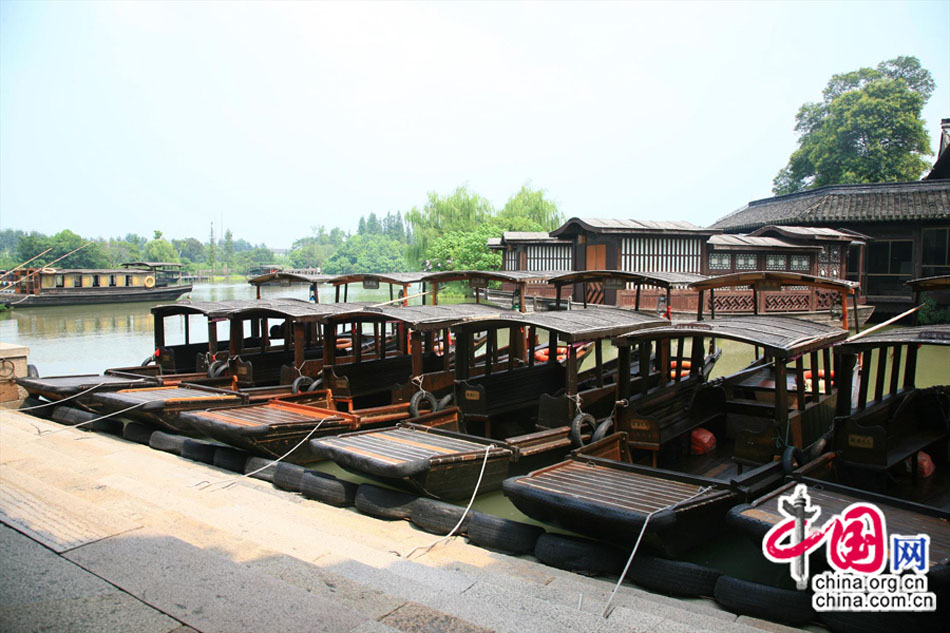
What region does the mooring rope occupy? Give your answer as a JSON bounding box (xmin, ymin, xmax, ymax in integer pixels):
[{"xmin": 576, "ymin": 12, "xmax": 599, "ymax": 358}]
[
  {"xmin": 34, "ymin": 401, "xmax": 148, "ymax": 437},
  {"xmin": 399, "ymin": 443, "xmax": 494, "ymax": 559},
  {"xmin": 601, "ymin": 484, "xmax": 713, "ymax": 619},
  {"xmin": 193, "ymin": 416, "xmax": 338, "ymax": 491},
  {"xmin": 17, "ymin": 382, "xmax": 111, "ymax": 411}
]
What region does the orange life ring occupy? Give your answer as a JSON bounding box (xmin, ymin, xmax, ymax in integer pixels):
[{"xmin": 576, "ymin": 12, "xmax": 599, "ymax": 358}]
[
  {"xmin": 335, "ymin": 337, "xmax": 353, "ymax": 350},
  {"xmin": 803, "ymin": 369, "xmax": 834, "ymax": 381},
  {"xmin": 535, "ymin": 346, "xmax": 568, "ymax": 362},
  {"xmin": 144, "ymin": 275, "xmax": 156, "ymax": 289},
  {"xmin": 670, "ymin": 360, "xmax": 692, "ymax": 369}
]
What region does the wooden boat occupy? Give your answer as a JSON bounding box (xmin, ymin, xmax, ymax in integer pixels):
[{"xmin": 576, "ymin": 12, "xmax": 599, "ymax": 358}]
[
  {"xmin": 178, "ymin": 394, "xmax": 460, "ymax": 463},
  {"xmin": 319, "ymin": 303, "xmax": 508, "ymax": 411},
  {"xmin": 311, "ymin": 306, "xmax": 668, "ymax": 500},
  {"xmin": 92, "ymin": 384, "xmax": 248, "ymax": 432},
  {"xmin": 503, "ymin": 316, "xmax": 850, "ymax": 555},
  {"xmin": 1, "ymin": 262, "xmax": 192, "ymax": 307},
  {"xmin": 547, "ymin": 270, "xmax": 707, "ymax": 318},
  {"xmin": 689, "ymin": 271, "xmax": 873, "ymax": 330}
]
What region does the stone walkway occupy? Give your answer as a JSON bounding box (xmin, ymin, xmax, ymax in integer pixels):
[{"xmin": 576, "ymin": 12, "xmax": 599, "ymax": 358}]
[{"xmin": 0, "ymin": 409, "xmax": 817, "ymax": 633}]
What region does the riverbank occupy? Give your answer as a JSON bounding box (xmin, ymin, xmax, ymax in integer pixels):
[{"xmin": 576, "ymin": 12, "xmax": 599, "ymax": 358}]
[{"xmin": 0, "ymin": 409, "xmax": 820, "ymax": 633}]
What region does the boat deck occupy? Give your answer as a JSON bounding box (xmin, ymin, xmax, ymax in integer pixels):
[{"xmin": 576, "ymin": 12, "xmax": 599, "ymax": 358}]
[
  {"xmin": 193, "ymin": 401, "xmax": 353, "ymax": 429},
  {"xmin": 740, "ymin": 482, "xmax": 950, "ymax": 566},
  {"xmin": 316, "ymin": 426, "xmax": 511, "ymax": 472},
  {"xmin": 512, "ymin": 460, "xmax": 720, "ymax": 515},
  {"xmin": 96, "ymin": 386, "xmax": 243, "ymax": 409},
  {"xmin": 17, "ymin": 373, "xmax": 154, "ymax": 396}
]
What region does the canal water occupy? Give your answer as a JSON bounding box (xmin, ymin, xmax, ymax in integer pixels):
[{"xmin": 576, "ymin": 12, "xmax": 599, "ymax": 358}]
[{"xmin": 2, "ymin": 282, "xmax": 946, "ymax": 584}]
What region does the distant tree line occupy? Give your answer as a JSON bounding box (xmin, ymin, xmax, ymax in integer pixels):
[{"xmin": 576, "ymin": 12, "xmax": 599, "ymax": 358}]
[{"xmin": 0, "ymin": 184, "xmax": 563, "ymax": 276}]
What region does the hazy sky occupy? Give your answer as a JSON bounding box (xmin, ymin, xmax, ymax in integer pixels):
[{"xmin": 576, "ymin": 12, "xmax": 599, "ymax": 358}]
[{"xmin": 1, "ymin": 1, "xmax": 947, "ymax": 249}]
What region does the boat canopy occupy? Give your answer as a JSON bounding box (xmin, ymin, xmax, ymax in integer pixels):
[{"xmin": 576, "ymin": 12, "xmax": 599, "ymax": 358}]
[
  {"xmin": 151, "ymin": 299, "xmax": 264, "ymax": 319},
  {"xmin": 121, "ymin": 262, "xmax": 185, "ymax": 269},
  {"xmin": 613, "ymin": 315, "xmax": 849, "ymax": 359},
  {"xmin": 247, "ymin": 270, "xmax": 335, "ymax": 286},
  {"xmin": 452, "ymin": 305, "xmax": 667, "ymax": 342},
  {"xmin": 906, "ymin": 274, "xmax": 950, "ymax": 292},
  {"xmin": 325, "ymin": 303, "xmax": 509, "ymax": 332},
  {"xmin": 835, "ymin": 324, "xmax": 950, "ymax": 352},
  {"xmin": 689, "ymin": 270, "xmax": 859, "ymax": 294},
  {"xmin": 219, "ymin": 298, "xmax": 356, "ymax": 322},
  {"xmin": 422, "ymin": 270, "xmax": 558, "ymax": 285},
  {"xmin": 549, "ymin": 270, "xmax": 706, "ymax": 289}
]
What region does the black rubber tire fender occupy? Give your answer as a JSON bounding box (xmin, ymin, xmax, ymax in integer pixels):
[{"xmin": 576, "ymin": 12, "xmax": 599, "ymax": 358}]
[
  {"xmin": 273, "ymin": 462, "xmax": 306, "ymax": 491},
  {"xmin": 591, "ymin": 419, "xmax": 614, "ymax": 444},
  {"xmin": 21, "ymin": 397, "xmax": 53, "ymax": 419},
  {"xmin": 782, "ymin": 446, "xmax": 805, "ymax": 474},
  {"xmin": 149, "ymin": 430, "xmax": 186, "ymax": 454},
  {"xmin": 568, "ymin": 413, "xmax": 596, "ymax": 448},
  {"xmin": 533, "ymin": 532, "xmax": 625, "ymax": 576},
  {"xmin": 123, "ymin": 421, "xmax": 156, "ymax": 445},
  {"xmin": 213, "ymin": 446, "xmax": 249, "ymax": 473},
  {"xmin": 51, "ymin": 405, "xmax": 96, "ymax": 427},
  {"xmin": 208, "ymin": 360, "xmax": 228, "ymax": 378},
  {"xmin": 625, "ymin": 554, "xmax": 721, "ymax": 597},
  {"xmin": 354, "ymin": 484, "xmax": 419, "ymax": 520},
  {"xmin": 409, "ymin": 390, "xmax": 438, "ymax": 418},
  {"xmin": 410, "ymin": 498, "xmax": 472, "ymax": 536},
  {"xmin": 465, "ymin": 511, "xmax": 544, "ymax": 555},
  {"xmin": 91, "ymin": 418, "xmax": 124, "ymax": 435},
  {"xmin": 291, "ymin": 375, "xmax": 312, "ymax": 395},
  {"xmin": 307, "ymin": 377, "xmax": 324, "ymax": 392},
  {"xmin": 244, "ymin": 456, "xmax": 277, "ymax": 482},
  {"xmin": 181, "ymin": 439, "xmax": 219, "ymax": 465},
  {"xmin": 300, "ymin": 471, "xmax": 358, "ymax": 507},
  {"xmin": 714, "ymin": 575, "xmax": 815, "ymax": 626},
  {"xmin": 27, "ymin": 363, "xmax": 39, "ymax": 378},
  {"xmin": 436, "ymin": 393, "xmax": 453, "ymax": 411}
]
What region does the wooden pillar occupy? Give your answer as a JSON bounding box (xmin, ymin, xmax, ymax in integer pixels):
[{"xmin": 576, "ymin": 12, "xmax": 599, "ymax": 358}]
[
  {"xmin": 555, "ymin": 285, "xmax": 563, "ymax": 311},
  {"xmin": 904, "ymin": 343, "xmax": 918, "ymax": 390},
  {"xmin": 857, "ymin": 351, "xmax": 872, "ymax": 410},
  {"xmin": 262, "ymin": 318, "xmax": 270, "ymax": 347},
  {"xmin": 658, "ymin": 338, "xmax": 670, "ymax": 386},
  {"xmin": 889, "ymin": 345, "xmax": 903, "ymax": 396},
  {"xmin": 354, "ymin": 323, "xmax": 363, "ymax": 363},
  {"xmin": 207, "ymin": 320, "xmax": 218, "ymax": 355},
  {"xmin": 822, "ymin": 347, "xmax": 832, "ymax": 396},
  {"xmin": 595, "ymin": 340, "xmax": 604, "ymax": 387},
  {"xmin": 293, "ymin": 322, "xmax": 305, "ymax": 370},
  {"xmin": 617, "ymin": 345, "xmax": 631, "ymax": 400},
  {"xmin": 635, "ymin": 283, "xmax": 641, "ymax": 311},
  {"xmin": 432, "ymin": 283, "xmax": 439, "ymax": 306},
  {"xmin": 809, "ymin": 352, "xmax": 820, "ymax": 404},
  {"xmin": 795, "ymin": 357, "xmax": 806, "ymax": 411},
  {"xmin": 710, "ymin": 289, "xmax": 716, "ymax": 319},
  {"xmin": 873, "ymin": 346, "xmax": 888, "ymax": 403},
  {"xmin": 696, "ymin": 290, "xmax": 704, "ymax": 321},
  {"xmin": 410, "ymin": 331, "xmax": 423, "ymax": 378},
  {"xmin": 312, "ymin": 283, "xmax": 319, "ymax": 303},
  {"xmin": 403, "ymin": 284, "xmax": 409, "ymax": 307},
  {"xmin": 774, "ymin": 361, "xmax": 790, "ymax": 440},
  {"xmin": 841, "ymin": 291, "xmax": 850, "ymax": 331},
  {"xmin": 834, "ymin": 351, "xmax": 854, "ymax": 416},
  {"xmin": 335, "ymin": 285, "xmax": 340, "ymax": 302},
  {"xmin": 851, "ymin": 290, "xmax": 860, "ymax": 333},
  {"xmin": 520, "ymin": 282, "xmax": 527, "ymax": 313},
  {"xmin": 566, "ymin": 345, "xmax": 578, "ymax": 396},
  {"xmin": 639, "ymin": 340, "xmax": 651, "ymax": 395},
  {"xmin": 229, "ymin": 318, "xmax": 242, "ymax": 357},
  {"xmin": 753, "ymin": 288, "xmax": 760, "ymax": 315},
  {"xmin": 256, "ymin": 285, "xmax": 261, "ymax": 300},
  {"xmin": 528, "ymin": 326, "xmax": 537, "ymax": 366},
  {"xmin": 154, "ymin": 315, "xmax": 165, "ymax": 350}
]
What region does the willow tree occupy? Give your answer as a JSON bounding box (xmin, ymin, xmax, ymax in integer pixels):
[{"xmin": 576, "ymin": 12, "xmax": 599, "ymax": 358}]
[
  {"xmin": 406, "ymin": 186, "xmax": 494, "ymax": 265},
  {"xmin": 773, "ymin": 56, "xmax": 934, "ymax": 195}
]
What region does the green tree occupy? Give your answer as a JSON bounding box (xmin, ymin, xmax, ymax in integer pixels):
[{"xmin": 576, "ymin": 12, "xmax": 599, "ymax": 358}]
[
  {"xmin": 423, "ymin": 224, "xmax": 504, "ymax": 272},
  {"xmin": 143, "ymin": 237, "xmax": 179, "ymax": 263},
  {"xmin": 406, "ymin": 186, "xmax": 494, "ymax": 265},
  {"xmin": 773, "ymin": 56, "xmax": 934, "ymax": 194},
  {"xmin": 322, "ymin": 234, "xmax": 407, "ymax": 274},
  {"xmin": 223, "ymin": 229, "xmax": 235, "ymax": 271},
  {"xmin": 172, "ymin": 237, "xmax": 205, "ymax": 264},
  {"xmin": 498, "ymin": 185, "xmax": 563, "ymax": 231},
  {"xmin": 207, "ymin": 224, "xmax": 217, "ymax": 273},
  {"xmin": 45, "ymin": 230, "xmax": 108, "ymax": 268},
  {"xmin": 102, "ymin": 237, "xmax": 141, "ymax": 266},
  {"xmin": 235, "ymin": 246, "xmax": 276, "ymax": 272}
]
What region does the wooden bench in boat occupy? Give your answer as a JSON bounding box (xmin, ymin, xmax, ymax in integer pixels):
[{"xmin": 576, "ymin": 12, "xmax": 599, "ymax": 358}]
[
  {"xmin": 456, "ymin": 362, "xmax": 565, "ymax": 427},
  {"xmin": 617, "ymin": 376, "xmax": 724, "ymax": 466},
  {"xmin": 837, "ymin": 388, "xmax": 950, "ymax": 476},
  {"xmin": 322, "ymin": 354, "xmax": 433, "ymax": 409}
]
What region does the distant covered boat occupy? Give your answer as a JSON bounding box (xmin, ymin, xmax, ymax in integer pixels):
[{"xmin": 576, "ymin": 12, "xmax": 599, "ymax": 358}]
[{"xmin": 0, "ymin": 262, "xmax": 192, "ymax": 307}]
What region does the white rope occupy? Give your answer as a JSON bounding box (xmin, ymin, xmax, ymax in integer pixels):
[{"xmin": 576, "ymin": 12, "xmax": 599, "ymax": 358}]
[
  {"xmin": 400, "ymin": 443, "xmax": 494, "ymax": 559},
  {"xmin": 601, "ymin": 485, "xmax": 713, "ymax": 619},
  {"xmin": 36, "ymin": 402, "xmax": 147, "ymax": 437},
  {"xmin": 193, "ymin": 416, "xmax": 339, "ymax": 491},
  {"xmin": 18, "ymin": 382, "xmax": 111, "ymax": 411}
]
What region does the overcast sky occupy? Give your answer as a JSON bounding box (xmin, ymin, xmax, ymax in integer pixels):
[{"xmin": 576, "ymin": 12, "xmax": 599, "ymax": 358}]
[{"xmin": 1, "ymin": 1, "xmax": 947, "ymax": 249}]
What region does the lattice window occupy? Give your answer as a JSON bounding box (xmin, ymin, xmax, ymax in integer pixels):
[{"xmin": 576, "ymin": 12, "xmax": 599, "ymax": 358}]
[
  {"xmin": 620, "ymin": 237, "xmax": 703, "ymax": 273},
  {"xmin": 525, "ymin": 245, "xmax": 572, "ymax": 271},
  {"xmin": 735, "ymin": 254, "xmax": 757, "ymax": 270},
  {"xmin": 818, "ymin": 245, "xmax": 842, "ymax": 278},
  {"xmin": 766, "ymin": 254, "xmax": 787, "ymax": 270},
  {"xmin": 504, "ymin": 250, "xmax": 518, "ymax": 271},
  {"xmin": 790, "ymin": 255, "xmax": 810, "ymax": 271},
  {"xmin": 708, "ymin": 253, "xmax": 731, "ymax": 270}
]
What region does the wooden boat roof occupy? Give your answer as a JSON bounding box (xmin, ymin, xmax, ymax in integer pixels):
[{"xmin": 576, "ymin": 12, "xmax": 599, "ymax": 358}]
[
  {"xmin": 452, "ymin": 306, "xmax": 667, "ymax": 342},
  {"xmin": 613, "ymin": 316, "xmax": 849, "ymax": 358},
  {"xmin": 708, "ymin": 234, "xmax": 820, "ymax": 252},
  {"xmin": 219, "ymin": 299, "xmax": 359, "ymax": 322},
  {"xmin": 423, "ymin": 270, "xmax": 558, "ymax": 284},
  {"xmin": 689, "ymin": 270, "xmax": 859, "ymax": 294},
  {"xmin": 325, "ymin": 303, "xmax": 510, "ymax": 331},
  {"xmin": 32, "ymin": 267, "xmax": 151, "ymax": 275},
  {"xmin": 247, "ymin": 270, "xmax": 335, "ymax": 286},
  {"xmin": 906, "ymin": 274, "xmax": 950, "ymax": 292},
  {"xmin": 152, "ymin": 299, "xmax": 264, "ymax": 318},
  {"xmin": 836, "ymin": 324, "xmax": 950, "ymax": 352},
  {"xmin": 548, "ymin": 270, "xmax": 706, "ymax": 289},
  {"xmin": 749, "ymin": 225, "xmax": 869, "ymax": 243},
  {"xmin": 329, "ymin": 272, "xmax": 430, "ymax": 286}
]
